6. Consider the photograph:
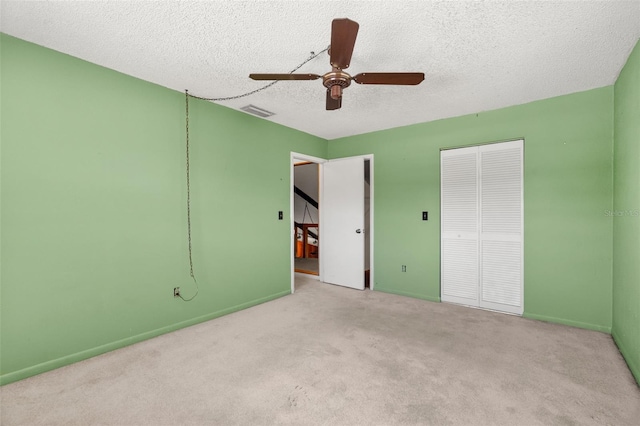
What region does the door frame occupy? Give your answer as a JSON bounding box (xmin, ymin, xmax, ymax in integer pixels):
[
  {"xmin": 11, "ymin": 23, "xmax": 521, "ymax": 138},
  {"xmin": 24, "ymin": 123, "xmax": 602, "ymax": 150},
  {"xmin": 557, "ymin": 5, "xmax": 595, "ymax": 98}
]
[{"xmin": 290, "ymin": 152, "xmax": 374, "ymax": 294}]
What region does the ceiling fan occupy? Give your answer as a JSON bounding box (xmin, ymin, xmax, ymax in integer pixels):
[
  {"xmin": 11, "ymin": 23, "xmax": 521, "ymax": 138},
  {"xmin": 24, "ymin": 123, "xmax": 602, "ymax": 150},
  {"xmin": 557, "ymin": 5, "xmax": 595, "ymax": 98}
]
[{"xmin": 249, "ymin": 18, "xmax": 425, "ymax": 110}]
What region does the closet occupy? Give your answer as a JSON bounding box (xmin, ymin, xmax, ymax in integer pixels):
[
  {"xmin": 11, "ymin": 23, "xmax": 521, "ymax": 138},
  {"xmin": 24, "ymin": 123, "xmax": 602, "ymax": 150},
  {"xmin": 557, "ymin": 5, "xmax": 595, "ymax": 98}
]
[{"xmin": 440, "ymin": 139, "xmax": 523, "ymax": 315}]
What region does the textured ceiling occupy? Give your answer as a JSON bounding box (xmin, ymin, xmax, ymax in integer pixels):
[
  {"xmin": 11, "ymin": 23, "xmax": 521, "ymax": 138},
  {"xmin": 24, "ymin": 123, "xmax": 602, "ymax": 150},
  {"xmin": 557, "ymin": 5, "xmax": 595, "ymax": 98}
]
[{"xmin": 1, "ymin": 1, "xmax": 639, "ymax": 140}]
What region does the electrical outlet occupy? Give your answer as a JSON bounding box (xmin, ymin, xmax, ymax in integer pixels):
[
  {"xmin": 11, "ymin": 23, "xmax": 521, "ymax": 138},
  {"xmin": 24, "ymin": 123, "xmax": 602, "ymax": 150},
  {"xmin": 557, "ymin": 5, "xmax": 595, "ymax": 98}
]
[
  {"xmin": 402, "ymin": 265, "xmax": 407, "ymax": 272},
  {"xmin": 174, "ymin": 287, "xmax": 181, "ymax": 298}
]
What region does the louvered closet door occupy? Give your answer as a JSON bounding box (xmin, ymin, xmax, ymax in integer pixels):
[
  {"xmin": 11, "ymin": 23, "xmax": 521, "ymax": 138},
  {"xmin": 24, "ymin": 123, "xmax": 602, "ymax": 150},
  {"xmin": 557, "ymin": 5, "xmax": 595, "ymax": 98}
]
[
  {"xmin": 440, "ymin": 146, "xmax": 479, "ymax": 307},
  {"xmin": 440, "ymin": 140, "xmax": 523, "ymax": 315},
  {"xmin": 479, "ymin": 140, "xmax": 523, "ymax": 314}
]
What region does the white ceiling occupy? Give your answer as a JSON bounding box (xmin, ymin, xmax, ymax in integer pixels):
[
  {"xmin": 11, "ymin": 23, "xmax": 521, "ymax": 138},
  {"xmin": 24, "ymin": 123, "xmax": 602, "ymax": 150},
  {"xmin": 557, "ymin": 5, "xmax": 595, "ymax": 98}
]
[{"xmin": 2, "ymin": 1, "xmax": 639, "ymax": 140}]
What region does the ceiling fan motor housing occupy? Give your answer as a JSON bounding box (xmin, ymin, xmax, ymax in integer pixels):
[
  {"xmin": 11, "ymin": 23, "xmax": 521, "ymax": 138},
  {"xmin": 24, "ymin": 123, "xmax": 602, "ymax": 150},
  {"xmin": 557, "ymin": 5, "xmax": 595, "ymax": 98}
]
[{"xmin": 323, "ymin": 69, "xmax": 351, "ymax": 99}]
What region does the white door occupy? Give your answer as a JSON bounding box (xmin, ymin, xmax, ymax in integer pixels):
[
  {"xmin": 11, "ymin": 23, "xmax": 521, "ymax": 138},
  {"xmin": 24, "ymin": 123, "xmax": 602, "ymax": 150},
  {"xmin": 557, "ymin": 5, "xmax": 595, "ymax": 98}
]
[
  {"xmin": 322, "ymin": 157, "xmax": 365, "ymax": 290},
  {"xmin": 441, "ymin": 140, "xmax": 523, "ymax": 315}
]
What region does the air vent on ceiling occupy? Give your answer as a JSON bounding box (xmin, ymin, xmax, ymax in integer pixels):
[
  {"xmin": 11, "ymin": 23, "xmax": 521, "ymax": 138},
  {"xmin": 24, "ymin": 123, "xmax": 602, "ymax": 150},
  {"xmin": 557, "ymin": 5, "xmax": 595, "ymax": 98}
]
[{"xmin": 240, "ymin": 104, "xmax": 275, "ymax": 118}]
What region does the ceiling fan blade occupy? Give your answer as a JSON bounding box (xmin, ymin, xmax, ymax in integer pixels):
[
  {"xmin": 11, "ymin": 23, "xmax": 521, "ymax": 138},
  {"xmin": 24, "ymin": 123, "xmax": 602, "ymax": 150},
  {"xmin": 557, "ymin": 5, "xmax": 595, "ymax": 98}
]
[
  {"xmin": 249, "ymin": 73, "xmax": 321, "ymax": 81},
  {"xmin": 353, "ymin": 72, "xmax": 425, "ymax": 85},
  {"xmin": 326, "ymin": 89, "xmax": 342, "ymax": 110},
  {"xmin": 330, "ymin": 18, "xmax": 359, "ymax": 70}
]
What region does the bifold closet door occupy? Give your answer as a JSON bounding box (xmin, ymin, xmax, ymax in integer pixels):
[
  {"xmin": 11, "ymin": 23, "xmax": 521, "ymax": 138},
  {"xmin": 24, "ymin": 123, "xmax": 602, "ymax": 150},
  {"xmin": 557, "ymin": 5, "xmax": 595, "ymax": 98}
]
[
  {"xmin": 440, "ymin": 146, "xmax": 480, "ymax": 307},
  {"xmin": 440, "ymin": 140, "xmax": 523, "ymax": 315},
  {"xmin": 478, "ymin": 141, "xmax": 523, "ymax": 314}
]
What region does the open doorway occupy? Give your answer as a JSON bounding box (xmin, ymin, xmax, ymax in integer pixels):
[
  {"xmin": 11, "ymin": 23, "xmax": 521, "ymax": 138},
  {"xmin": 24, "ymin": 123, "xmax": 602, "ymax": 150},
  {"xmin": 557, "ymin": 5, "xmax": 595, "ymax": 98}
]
[
  {"xmin": 293, "ymin": 161, "xmax": 319, "ymax": 276},
  {"xmin": 290, "ymin": 153, "xmax": 374, "ymax": 294}
]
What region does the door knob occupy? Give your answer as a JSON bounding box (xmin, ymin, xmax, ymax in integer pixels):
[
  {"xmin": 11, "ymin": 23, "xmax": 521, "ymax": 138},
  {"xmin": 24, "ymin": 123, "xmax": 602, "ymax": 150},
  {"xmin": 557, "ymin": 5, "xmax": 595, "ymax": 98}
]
[{"xmin": 356, "ymin": 229, "xmax": 362, "ymax": 234}]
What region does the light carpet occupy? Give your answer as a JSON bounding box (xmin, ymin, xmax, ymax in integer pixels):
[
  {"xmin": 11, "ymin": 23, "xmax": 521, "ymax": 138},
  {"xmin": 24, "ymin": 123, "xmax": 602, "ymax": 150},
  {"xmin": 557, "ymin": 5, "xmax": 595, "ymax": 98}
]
[{"xmin": 1, "ymin": 274, "xmax": 639, "ymax": 425}]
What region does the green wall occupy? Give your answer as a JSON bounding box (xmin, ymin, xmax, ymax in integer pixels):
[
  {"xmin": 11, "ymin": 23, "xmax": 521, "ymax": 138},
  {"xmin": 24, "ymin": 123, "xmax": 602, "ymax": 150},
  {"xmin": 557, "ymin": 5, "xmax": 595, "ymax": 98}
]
[
  {"xmin": 612, "ymin": 39, "xmax": 640, "ymax": 384},
  {"xmin": 0, "ymin": 34, "xmax": 326, "ymax": 385},
  {"xmin": 2, "ymin": 31, "xmax": 634, "ymax": 386},
  {"xmin": 329, "ymin": 87, "xmax": 614, "ymax": 332}
]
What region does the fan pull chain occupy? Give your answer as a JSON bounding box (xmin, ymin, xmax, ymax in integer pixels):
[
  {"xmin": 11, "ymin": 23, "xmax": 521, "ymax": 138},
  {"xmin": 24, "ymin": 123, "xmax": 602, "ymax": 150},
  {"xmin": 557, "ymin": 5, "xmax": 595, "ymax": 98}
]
[{"xmin": 187, "ymin": 47, "xmax": 328, "ymax": 101}]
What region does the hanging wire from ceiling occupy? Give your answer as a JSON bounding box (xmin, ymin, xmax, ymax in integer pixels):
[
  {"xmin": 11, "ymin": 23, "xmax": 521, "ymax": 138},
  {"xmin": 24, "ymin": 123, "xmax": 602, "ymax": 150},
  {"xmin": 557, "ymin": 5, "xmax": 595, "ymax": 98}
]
[
  {"xmin": 178, "ymin": 48, "xmax": 327, "ymax": 301},
  {"xmin": 179, "ymin": 89, "xmax": 199, "ymax": 302},
  {"xmin": 186, "ymin": 47, "xmax": 329, "ymax": 101},
  {"xmin": 302, "ymin": 202, "xmax": 316, "ymax": 225}
]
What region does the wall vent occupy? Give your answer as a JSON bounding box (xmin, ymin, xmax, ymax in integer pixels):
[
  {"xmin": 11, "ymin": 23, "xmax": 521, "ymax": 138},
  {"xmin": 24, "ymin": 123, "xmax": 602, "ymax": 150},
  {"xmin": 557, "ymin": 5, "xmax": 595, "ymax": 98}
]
[{"xmin": 240, "ymin": 104, "xmax": 275, "ymax": 118}]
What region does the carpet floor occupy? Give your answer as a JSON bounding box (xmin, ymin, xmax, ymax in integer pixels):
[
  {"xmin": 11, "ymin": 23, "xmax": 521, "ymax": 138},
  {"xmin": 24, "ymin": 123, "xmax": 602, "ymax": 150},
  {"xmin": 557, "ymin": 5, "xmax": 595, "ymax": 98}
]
[{"xmin": 1, "ymin": 274, "xmax": 639, "ymax": 425}]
